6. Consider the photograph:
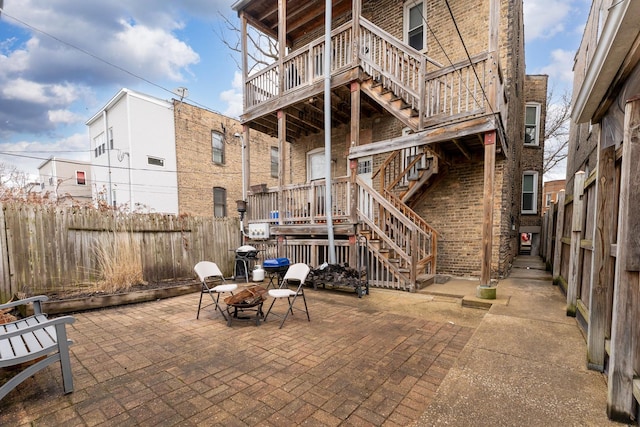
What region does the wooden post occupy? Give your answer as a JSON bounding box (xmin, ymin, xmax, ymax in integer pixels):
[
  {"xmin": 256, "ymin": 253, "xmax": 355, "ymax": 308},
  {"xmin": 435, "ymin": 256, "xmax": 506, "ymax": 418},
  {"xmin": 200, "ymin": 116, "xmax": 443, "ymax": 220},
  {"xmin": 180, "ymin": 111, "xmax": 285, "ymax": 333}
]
[
  {"xmin": 553, "ymin": 189, "xmax": 566, "ymax": 279},
  {"xmin": 587, "ymin": 140, "xmax": 616, "ymax": 372},
  {"xmin": 352, "ymin": 0, "xmax": 361, "ymax": 65},
  {"xmin": 544, "ymin": 202, "xmax": 555, "ymax": 263},
  {"xmin": 607, "ymin": 97, "xmax": 640, "ymax": 423},
  {"xmin": 478, "ymin": 130, "xmax": 496, "ymax": 295},
  {"xmin": 278, "ymin": 0, "xmax": 286, "ymax": 94},
  {"xmin": 566, "ymin": 171, "xmax": 585, "ymax": 316},
  {"xmin": 240, "ymin": 12, "xmax": 248, "ymax": 109},
  {"xmin": 0, "ymin": 203, "xmax": 11, "ymax": 300}
]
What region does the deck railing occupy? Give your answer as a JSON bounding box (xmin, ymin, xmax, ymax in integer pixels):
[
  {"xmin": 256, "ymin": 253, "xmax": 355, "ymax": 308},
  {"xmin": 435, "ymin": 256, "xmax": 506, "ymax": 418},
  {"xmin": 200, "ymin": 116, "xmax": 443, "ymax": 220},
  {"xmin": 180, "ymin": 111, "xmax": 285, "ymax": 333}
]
[
  {"xmin": 246, "ymin": 177, "xmax": 351, "ymax": 224},
  {"xmin": 244, "ymin": 18, "xmax": 502, "ymax": 131},
  {"xmin": 245, "ymin": 22, "xmax": 354, "ymax": 109},
  {"xmin": 359, "ymin": 18, "xmax": 425, "ymax": 114}
]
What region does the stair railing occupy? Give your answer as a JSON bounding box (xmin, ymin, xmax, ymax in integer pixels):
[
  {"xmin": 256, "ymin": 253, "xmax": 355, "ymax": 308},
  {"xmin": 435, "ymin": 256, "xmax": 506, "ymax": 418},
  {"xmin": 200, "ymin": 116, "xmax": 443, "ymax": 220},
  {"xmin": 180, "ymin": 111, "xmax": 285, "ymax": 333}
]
[{"xmin": 356, "ymin": 176, "xmax": 436, "ymax": 287}]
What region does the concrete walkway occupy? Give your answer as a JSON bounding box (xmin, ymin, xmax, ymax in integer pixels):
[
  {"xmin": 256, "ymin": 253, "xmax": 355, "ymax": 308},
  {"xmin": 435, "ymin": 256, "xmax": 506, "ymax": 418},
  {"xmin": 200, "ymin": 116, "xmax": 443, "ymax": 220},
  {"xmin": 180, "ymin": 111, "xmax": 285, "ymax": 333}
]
[
  {"xmin": 417, "ymin": 256, "xmax": 620, "ymax": 426},
  {"xmin": 0, "ymin": 256, "xmax": 621, "ymax": 426}
]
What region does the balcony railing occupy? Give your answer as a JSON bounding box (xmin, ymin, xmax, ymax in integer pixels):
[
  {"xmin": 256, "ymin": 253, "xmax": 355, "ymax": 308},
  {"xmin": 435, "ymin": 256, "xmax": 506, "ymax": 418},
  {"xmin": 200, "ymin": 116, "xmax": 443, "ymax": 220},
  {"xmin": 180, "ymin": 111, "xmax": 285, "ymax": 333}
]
[
  {"xmin": 244, "ymin": 17, "xmax": 502, "ymax": 132},
  {"xmin": 246, "ymin": 177, "xmax": 351, "ymax": 225},
  {"xmin": 245, "ymin": 22, "xmax": 354, "ymax": 109}
]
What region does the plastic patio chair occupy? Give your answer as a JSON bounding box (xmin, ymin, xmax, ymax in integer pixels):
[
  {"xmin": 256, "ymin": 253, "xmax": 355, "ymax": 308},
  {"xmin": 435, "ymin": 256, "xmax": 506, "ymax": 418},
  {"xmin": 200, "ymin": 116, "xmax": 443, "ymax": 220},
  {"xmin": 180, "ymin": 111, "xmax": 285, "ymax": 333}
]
[
  {"xmin": 264, "ymin": 263, "xmax": 311, "ymax": 328},
  {"xmin": 194, "ymin": 261, "xmax": 238, "ymax": 321}
]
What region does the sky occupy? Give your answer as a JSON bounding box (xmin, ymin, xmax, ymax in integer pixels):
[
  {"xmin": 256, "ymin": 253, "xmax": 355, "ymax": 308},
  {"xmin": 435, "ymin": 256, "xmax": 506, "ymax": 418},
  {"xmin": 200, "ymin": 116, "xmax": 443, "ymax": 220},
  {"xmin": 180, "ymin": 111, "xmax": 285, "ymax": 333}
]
[{"xmin": 0, "ymin": 0, "xmax": 591, "ymax": 182}]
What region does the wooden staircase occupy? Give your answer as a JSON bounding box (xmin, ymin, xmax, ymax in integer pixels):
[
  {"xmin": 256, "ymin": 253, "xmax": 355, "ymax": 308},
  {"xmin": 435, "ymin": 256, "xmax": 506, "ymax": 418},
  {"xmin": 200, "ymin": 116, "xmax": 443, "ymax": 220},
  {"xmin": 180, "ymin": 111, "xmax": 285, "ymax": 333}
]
[
  {"xmin": 361, "ymin": 77, "xmax": 420, "ymax": 132},
  {"xmin": 356, "ymin": 172, "xmax": 437, "ymax": 292}
]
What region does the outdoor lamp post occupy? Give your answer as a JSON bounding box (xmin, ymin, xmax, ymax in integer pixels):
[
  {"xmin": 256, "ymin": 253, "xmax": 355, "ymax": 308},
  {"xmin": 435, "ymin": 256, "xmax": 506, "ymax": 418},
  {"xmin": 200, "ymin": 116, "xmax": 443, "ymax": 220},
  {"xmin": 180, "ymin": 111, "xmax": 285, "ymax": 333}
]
[{"xmin": 236, "ymin": 199, "xmax": 247, "ymax": 245}]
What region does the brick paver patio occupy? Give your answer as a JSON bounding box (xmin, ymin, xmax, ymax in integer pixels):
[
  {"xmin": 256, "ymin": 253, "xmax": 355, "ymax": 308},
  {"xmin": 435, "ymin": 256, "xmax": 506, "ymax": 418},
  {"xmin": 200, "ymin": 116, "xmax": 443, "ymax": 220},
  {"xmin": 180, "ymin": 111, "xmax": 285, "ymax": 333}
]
[{"xmin": 0, "ymin": 289, "xmax": 474, "ymax": 426}]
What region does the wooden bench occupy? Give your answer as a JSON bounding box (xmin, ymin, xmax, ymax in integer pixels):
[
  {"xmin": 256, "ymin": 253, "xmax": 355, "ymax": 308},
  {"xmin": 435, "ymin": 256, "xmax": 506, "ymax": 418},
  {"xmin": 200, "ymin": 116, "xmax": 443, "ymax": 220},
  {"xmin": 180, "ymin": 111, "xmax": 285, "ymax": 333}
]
[{"xmin": 0, "ymin": 296, "xmax": 75, "ymax": 400}]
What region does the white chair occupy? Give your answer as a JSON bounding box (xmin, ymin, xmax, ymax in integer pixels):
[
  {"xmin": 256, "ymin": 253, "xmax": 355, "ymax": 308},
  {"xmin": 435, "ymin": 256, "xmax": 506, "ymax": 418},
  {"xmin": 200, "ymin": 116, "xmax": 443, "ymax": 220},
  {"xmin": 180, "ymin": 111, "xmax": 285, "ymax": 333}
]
[
  {"xmin": 264, "ymin": 263, "xmax": 311, "ymax": 329},
  {"xmin": 194, "ymin": 261, "xmax": 238, "ymax": 321}
]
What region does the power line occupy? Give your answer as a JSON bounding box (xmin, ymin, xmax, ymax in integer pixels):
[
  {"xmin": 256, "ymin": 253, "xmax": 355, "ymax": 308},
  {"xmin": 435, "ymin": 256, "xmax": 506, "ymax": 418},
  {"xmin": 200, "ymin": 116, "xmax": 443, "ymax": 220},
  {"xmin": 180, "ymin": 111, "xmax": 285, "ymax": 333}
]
[{"xmin": 0, "ymin": 10, "xmax": 226, "ymax": 115}]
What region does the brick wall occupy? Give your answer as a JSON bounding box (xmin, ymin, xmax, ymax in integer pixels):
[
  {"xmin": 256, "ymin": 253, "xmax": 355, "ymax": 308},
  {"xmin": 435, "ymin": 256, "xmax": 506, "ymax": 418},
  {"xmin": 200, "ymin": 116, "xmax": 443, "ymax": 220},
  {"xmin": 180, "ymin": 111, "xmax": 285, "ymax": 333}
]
[
  {"xmin": 253, "ymin": 0, "xmax": 527, "ymax": 278},
  {"xmin": 520, "ymin": 75, "xmax": 547, "ymax": 230},
  {"xmin": 174, "ymin": 101, "xmax": 279, "ymax": 217}
]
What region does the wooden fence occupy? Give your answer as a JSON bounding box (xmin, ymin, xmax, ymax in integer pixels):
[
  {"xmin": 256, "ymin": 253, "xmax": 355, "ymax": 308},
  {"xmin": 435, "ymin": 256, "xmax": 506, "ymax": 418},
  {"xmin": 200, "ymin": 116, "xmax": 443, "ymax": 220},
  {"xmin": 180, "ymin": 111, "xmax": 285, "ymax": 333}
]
[
  {"xmin": 0, "ymin": 203, "xmax": 241, "ymax": 302},
  {"xmin": 540, "ymin": 98, "xmax": 640, "ymax": 421}
]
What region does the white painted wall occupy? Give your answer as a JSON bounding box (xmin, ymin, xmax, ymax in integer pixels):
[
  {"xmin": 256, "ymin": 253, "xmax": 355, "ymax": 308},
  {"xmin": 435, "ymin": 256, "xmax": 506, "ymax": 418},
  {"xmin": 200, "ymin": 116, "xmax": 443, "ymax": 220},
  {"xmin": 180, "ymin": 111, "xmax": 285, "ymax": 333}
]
[{"xmin": 86, "ymin": 89, "xmax": 178, "ymax": 214}]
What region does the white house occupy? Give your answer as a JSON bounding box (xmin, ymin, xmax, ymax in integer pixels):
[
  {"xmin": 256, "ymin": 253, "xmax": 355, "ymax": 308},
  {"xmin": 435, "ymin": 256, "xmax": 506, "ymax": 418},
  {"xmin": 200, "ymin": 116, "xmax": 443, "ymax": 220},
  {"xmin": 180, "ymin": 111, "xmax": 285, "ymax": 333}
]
[
  {"xmin": 37, "ymin": 157, "xmax": 92, "ymax": 203},
  {"xmin": 86, "ymin": 88, "xmax": 178, "ymax": 214}
]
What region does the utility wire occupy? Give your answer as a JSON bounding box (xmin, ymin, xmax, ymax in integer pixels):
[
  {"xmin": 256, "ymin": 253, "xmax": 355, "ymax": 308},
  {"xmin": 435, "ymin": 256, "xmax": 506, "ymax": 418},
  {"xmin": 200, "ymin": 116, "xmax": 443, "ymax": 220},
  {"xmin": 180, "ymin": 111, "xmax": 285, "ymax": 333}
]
[{"xmin": 0, "ymin": 11, "xmax": 224, "ymax": 115}]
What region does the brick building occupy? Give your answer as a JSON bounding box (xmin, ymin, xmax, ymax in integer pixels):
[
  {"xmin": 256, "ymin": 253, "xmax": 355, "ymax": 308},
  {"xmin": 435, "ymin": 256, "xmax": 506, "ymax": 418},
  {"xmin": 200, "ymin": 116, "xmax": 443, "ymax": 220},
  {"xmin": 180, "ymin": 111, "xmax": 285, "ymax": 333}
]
[
  {"xmin": 88, "ymin": 88, "xmax": 277, "ymax": 216},
  {"xmin": 541, "ymin": 179, "xmax": 564, "ymax": 215},
  {"xmin": 174, "ymin": 101, "xmax": 280, "ymax": 217},
  {"xmin": 231, "ymin": 0, "xmax": 543, "ymax": 290}
]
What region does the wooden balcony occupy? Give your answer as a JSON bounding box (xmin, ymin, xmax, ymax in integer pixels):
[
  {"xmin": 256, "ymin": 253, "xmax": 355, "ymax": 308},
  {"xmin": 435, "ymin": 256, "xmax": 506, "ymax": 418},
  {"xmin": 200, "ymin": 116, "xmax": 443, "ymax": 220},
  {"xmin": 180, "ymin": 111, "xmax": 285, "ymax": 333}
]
[
  {"xmin": 242, "ymin": 17, "xmax": 505, "ymax": 140},
  {"xmin": 246, "ymin": 177, "xmax": 356, "ymax": 236}
]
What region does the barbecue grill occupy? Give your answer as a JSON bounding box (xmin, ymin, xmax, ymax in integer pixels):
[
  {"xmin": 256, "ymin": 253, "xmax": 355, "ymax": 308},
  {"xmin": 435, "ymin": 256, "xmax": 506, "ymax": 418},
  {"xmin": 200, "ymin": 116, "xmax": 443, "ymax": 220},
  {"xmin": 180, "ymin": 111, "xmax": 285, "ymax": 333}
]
[
  {"xmin": 264, "ymin": 257, "xmax": 290, "ymax": 288},
  {"xmin": 235, "ymin": 245, "xmax": 259, "ymax": 282}
]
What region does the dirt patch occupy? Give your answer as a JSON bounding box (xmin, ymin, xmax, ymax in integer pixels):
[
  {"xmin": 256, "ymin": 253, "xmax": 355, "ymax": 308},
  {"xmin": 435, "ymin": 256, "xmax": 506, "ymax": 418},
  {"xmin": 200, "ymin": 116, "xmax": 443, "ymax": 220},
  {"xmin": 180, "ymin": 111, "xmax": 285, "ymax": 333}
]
[{"xmin": 44, "ymin": 279, "xmax": 198, "ymax": 301}]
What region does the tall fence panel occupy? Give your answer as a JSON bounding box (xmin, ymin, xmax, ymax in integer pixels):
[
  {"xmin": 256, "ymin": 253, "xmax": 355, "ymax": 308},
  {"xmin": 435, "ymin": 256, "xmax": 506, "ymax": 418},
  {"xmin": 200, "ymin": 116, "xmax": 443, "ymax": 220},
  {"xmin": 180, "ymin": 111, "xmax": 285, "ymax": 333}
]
[
  {"xmin": 540, "ymin": 99, "xmax": 640, "ymax": 420},
  {"xmin": 0, "ymin": 203, "xmax": 240, "ymax": 301}
]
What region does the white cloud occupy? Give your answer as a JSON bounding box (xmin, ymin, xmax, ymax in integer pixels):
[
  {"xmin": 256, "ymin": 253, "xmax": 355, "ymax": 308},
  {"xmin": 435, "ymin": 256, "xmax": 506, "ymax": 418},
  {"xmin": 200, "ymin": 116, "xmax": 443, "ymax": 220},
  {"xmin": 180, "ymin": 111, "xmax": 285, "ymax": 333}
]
[
  {"xmin": 48, "ymin": 109, "xmax": 83, "ymax": 124},
  {"xmin": 523, "ymin": 0, "xmax": 572, "ymax": 42},
  {"xmin": 0, "ymin": 133, "xmax": 90, "ymax": 177},
  {"xmin": 539, "ymin": 49, "xmax": 574, "ymax": 84},
  {"xmin": 112, "ymin": 19, "xmax": 200, "ymax": 82},
  {"xmin": 220, "ymin": 71, "xmax": 243, "ymax": 118}
]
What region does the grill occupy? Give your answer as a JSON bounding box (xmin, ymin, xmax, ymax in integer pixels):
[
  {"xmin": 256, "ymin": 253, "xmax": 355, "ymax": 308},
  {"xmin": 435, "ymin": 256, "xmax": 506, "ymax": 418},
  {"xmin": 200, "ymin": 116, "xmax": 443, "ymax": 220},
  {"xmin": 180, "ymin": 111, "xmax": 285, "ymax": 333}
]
[
  {"xmin": 235, "ymin": 245, "xmax": 259, "ymax": 281},
  {"xmin": 264, "ymin": 257, "xmax": 290, "ymax": 288}
]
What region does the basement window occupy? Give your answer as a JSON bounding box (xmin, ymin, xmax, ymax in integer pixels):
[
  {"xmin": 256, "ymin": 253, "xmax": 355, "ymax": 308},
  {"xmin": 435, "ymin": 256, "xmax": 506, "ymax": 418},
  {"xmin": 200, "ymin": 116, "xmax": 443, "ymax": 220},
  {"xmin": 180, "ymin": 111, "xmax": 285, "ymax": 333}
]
[{"xmin": 148, "ymin": 156, "xmax": 164, "ymax": 167}]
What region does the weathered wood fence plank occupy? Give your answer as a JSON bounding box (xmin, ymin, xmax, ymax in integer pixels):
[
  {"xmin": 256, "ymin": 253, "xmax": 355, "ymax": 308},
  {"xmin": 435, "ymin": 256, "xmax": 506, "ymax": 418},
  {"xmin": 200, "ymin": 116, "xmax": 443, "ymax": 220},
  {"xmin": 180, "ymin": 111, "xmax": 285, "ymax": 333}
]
[
  {"xmin": 587, "ymin": 143, "xmax": 617, "ymax": 371},
  {"xmin": 0, "ymin": 203, "xmax": 240, "ymax": 300},
  {"xmin": 567, "ymin": 171, "xmax": 585, "ymax": 316},
  {"xmin": 607, "ymin": 98, "xmax": 640, "ymax": 422}
]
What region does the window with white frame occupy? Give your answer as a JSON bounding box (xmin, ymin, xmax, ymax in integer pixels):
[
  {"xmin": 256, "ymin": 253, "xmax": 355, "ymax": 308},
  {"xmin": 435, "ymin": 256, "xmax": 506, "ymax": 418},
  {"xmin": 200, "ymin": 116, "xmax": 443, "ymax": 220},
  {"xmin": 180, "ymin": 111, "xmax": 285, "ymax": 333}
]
[
  {"xmin": 213, "ymin": 187, "xmax": 227, "ymax": 218},
  {"xmin": 524, "ymin": 103, "xmax": 541, "ymax": 146},
  {"xmin": 545, "ymin": 193, "xmax": 552, "ymax": 207},
  {"xmin": 212, "ymin": 131, "xmax": 224, "ymax": 164},
  {"xmin": 94, "ymin": 132, "xmax": 105, "ymax": 157},
  {"xmin": 404, "ymin": 1, "xmax": 426, "ymax": 52},
  {"xmin": 522, "ymin": 172, "xmax": 538, "ymax": 214},
  {"xmin": 307, "ymin": 148, "xmax": 326, "ymax": 182},
  {"xmin": 270, "ymin": 147, "xmax": 279, "ymax": 178}
]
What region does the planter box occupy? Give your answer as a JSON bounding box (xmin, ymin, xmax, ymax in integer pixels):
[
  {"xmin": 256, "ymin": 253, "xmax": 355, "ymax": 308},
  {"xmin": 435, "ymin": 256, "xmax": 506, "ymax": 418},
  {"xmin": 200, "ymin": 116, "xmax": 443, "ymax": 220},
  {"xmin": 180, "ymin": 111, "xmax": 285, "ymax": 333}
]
[{"xmin": 41, "ymin": 283, "xmax": 200, "ymax": 315}]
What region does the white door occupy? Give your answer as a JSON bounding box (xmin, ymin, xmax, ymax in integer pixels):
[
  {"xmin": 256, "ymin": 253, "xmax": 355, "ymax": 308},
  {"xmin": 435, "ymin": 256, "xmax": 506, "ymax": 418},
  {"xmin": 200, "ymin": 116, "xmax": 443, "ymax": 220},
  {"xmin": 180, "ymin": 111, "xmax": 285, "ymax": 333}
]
[{"xmin": 357, "ymin": 156, "xmax": 373, "ymax": 218}]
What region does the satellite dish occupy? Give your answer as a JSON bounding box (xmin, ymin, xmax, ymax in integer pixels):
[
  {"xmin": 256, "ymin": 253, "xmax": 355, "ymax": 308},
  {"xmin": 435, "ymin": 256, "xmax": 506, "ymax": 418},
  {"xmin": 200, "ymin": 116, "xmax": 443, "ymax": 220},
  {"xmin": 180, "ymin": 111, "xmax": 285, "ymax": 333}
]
[{"xmin": 173, "ymin": 87, "xmax": 189, "ymax": 99}]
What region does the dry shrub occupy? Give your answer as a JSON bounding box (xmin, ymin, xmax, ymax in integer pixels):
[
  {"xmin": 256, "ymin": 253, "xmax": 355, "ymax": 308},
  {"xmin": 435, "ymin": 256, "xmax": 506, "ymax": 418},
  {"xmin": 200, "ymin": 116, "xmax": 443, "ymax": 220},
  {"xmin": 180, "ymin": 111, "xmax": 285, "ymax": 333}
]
[{"xmin": 94, "ymin": 233, "xmax": 145, "ymax": 293}]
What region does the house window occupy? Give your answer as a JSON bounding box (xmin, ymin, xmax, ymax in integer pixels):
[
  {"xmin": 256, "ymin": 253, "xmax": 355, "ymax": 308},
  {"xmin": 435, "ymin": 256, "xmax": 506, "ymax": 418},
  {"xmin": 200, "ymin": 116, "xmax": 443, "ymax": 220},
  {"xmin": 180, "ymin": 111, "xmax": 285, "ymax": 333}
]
[
  {"xmin": 522, "ymin": 172, "xmax": 538, "ymax": 214},
  {"xmin": 213, "ymin": 187, "xmax": 227, "ymax": 218},
  {"xmin": 94, "ymin": 133, "xmax": 105, "ymax": 157},
  {"xmin": 147, "ymin": 156, "xmax": 164, "ymax": 167},
  {"xmin": 76, "ymin": 171, "xmax": 86, "ymax": 185},
  {"xmin": 525, "ymin": 103, "xmax": 541, "ymax": 146},
  {"xmin": 271, "ymin": 147, "xmax": 279, "ymax": 178},
  {"xmin": 404, "ymin": 1, "xmax": 425, "ymax": 51},
  {"xmin": 545, "ymin": 193, "xmax": 552, "ymax": 207},
  {"xmin": 212, "ymin": 131, "xmax": 224, "ymax": 164},
  {"xmin": 307, "ymin": 148, "xmax": 326, "ymax": 182}
]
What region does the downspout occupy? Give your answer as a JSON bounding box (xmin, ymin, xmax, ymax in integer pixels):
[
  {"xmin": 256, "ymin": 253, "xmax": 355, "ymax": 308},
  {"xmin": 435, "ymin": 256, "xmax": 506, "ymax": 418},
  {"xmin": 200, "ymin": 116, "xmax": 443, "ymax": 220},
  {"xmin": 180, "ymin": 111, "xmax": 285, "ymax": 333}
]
[
  {"xmin": 103, "ymin": 111, "xmax": 113, "ymax": 207},
  {"xmin": 324, "ymin": 0, "xmax": 336, "ymax": 264}
]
